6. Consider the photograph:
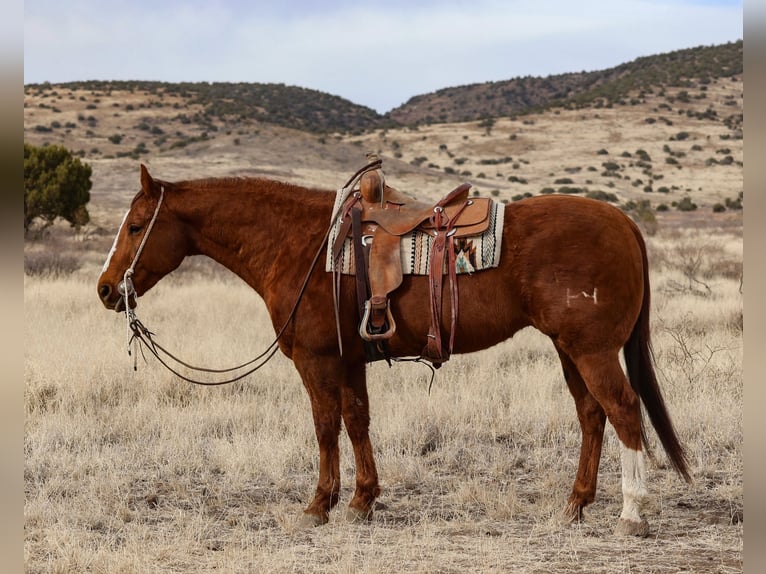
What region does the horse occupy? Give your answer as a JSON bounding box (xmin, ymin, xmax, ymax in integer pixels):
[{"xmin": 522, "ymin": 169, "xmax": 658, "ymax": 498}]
[{"xmin": 97, "ymin": 164, "xmax": 691, "ymax": 536}]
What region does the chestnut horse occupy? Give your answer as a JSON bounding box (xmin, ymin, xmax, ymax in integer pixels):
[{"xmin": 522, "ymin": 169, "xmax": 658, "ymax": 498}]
[{"xmin": 97, "ymin": 165, "xmax": 690, "ymax": 535}]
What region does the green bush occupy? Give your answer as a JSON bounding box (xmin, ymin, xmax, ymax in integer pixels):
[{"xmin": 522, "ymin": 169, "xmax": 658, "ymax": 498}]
[
  {"xmin": 725, "ymin": 193, "xmax": 743, "ymax": 210},
  {"xmin": 676, "ymin": 197, "xmax": 697, "ymax": 211},
  {"xmin": 24, "ymin": 143, "xmax": 92, "ymax": 232},
  {"xmin": 586, "ymin": 190, "xmax": 618, "ymax": 202}
]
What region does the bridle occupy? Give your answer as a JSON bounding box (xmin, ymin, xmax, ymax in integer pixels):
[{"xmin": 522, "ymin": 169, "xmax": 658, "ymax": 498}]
[
  {"xmin": 118, "ymin": 185, "xmax": 164, "ymax": 304},
  {"xmin": 118, "ymin": 185, "xmax": 163, "ymax": 366}
]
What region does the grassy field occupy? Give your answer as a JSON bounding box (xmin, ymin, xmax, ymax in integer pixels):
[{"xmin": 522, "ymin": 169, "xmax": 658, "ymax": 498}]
[{"xmin": 24, "ymin": 211, "xmax": 742, "ymax": 573}]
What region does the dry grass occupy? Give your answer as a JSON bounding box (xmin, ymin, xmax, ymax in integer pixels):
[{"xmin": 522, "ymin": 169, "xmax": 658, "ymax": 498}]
[{"xmin": 25, "ymin": 221, "xmax": 742, "ymax": 573}]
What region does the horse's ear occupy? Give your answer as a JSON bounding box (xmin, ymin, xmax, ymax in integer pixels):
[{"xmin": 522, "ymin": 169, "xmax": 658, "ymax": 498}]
[{"xmin": 140, "ymin": 164, "xmax": 161, "ymax": 199}]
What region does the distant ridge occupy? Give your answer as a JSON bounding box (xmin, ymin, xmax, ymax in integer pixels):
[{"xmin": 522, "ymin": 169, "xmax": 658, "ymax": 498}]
[
  {"xmin": 387, "ymin": 40, "xmax": 742, "ymax": 125},
  {"xmin": 26, "ymin": 80, "xmax": 382, "ymax": 134},
  {"xmin": 25, "ymin": 40, "xmax": 741, "ymax": 133}
]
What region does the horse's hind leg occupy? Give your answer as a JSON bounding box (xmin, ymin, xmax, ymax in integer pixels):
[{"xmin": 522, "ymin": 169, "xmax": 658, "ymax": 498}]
[
  {"xmin": 569, "ymin": 350, "xmax": 650, "ymax": 537},
  {"xmin": 340, "ymin": 361, "xmax": 381, "ymax": 522},
  {"xmin": 554, "ymin": 344, "xmax": 606, "ymax": 522}
]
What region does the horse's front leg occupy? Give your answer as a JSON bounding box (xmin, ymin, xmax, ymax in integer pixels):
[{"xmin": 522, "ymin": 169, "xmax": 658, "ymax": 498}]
[
  {"xmin": 294, "ymin": 354, "xmax": 343, "ymax": 527},
  {"xmin": 340, "ymin": 360, "xmax": 380, "ymax": 521}
]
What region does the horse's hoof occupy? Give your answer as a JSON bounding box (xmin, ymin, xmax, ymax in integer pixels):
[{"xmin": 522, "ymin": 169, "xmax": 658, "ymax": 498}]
[
  {"xmin": 345, "ymin": 506, "xmax": 373, "ymax": 524},
  {"xmin": 615, "ymin": 517, "xmax": 650, "ymax": 537},
  {"xmin": 297, "ymin": 511, "xmax": 328, "ymax": 528},
  {"xmin": 559, "ymin": 510, "xmax": 581, "ymax": 525},
  {"xmin": 561, "ymin": 504, "xmax": 584, "ymax": 525}
]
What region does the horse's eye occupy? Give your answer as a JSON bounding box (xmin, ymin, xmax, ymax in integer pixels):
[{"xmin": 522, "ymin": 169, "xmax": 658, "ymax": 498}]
[{"xmin": 128, "ymin": 224, "xmax": 142, "ymax": 235}]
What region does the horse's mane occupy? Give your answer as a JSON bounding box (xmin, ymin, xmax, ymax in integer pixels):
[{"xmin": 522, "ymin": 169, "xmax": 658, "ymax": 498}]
[
  {"xmin": 176, "ymin": 176, "xmax": 331, "ymax": 194},
  {"xmin": 174, "ymin": 176, "xmax": 330, "ymax": 199},
  {"xmin": 132, "ymin": 176, "xmax": 335, "ymax": 208}
]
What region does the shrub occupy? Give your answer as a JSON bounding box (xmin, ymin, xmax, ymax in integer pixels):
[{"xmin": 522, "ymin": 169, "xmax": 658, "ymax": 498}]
[
  {"xmin": 24, "ymin": 143, "xmax": 92, "ymax": 232},
  {"xmin": 635, "ymin": 149, "xmax": 651, "ymax": 162},
  {"xmin": 725, "ymin": 194, "xmax": 743, "ymax": 210},
  {"xmin": 676, "ymin": 197, "xmax": 697, "ymax": 211},
  {"xmin": 24, "ymin": 252, "xmax": 80, "ymax": 277},
  {"xmin": 585, "ymin": 190, "xmax": 618, "ymax": 202}
]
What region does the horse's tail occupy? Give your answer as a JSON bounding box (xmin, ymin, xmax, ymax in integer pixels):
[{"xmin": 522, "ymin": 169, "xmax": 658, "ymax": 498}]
[{"xmin": 624, "ymin": 223, "xmax": 692, "ymax": 483}]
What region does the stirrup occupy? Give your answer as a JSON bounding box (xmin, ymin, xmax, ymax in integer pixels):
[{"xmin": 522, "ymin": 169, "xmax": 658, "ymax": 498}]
[{"xmin": 359, "ymin": 300, "xmax": 396, "ymax": 341}]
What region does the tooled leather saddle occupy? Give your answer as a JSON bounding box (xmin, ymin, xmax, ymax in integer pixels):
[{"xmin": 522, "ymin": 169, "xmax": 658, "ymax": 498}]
[{"xmin": 330, "ymin": 159, "xmax": 494, "ymax": 366}]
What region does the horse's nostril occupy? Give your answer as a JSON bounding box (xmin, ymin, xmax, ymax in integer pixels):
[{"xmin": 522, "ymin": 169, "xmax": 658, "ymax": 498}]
[{"xmin": 99, "ymin": 284, "xmax": 112, "ymax": 300}]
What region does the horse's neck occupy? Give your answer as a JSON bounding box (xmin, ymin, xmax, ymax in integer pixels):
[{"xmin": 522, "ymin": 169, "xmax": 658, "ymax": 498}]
[{"xmin": 180, "ymin": 179, "xmax": 332, "ymax": 295}]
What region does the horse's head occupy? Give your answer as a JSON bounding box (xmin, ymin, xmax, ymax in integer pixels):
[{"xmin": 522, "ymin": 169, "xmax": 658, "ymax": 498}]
[{"xmin": 97, "ymin": 165, "xmax": 188, "ymax": 312}]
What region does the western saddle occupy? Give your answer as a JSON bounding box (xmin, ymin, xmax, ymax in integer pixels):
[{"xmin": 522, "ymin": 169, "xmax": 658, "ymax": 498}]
[{"xmin": 331, "ymin": 157, "xmax": 494, "ymax": 366}]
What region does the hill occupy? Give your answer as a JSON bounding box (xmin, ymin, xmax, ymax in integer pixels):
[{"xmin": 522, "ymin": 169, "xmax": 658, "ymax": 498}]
[
  {"xmin": 24, "ymin": 79, "xmax": 383, "ymax": 135},
  {"xmin": 24, "ymin": 41, "xmax": 742, "ymax": 135},
  {"xmin": 387, "ymin": 40, "xmax": 742, "ymax": 125},
  {"xmin": 23, "ymin": 40, "xmax": 742, "ymax": 231}
]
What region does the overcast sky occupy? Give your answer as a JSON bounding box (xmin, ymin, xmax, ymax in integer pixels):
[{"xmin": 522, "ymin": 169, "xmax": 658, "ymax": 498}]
[{"xmin": 24, "ymin": 0, "xmax": 742, "ymax": 113}]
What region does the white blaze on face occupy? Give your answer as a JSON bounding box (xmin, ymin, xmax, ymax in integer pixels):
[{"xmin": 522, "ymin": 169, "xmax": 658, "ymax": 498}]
[
  {"xmin": 102, "ymin": 211, "xmax": 130, "ymax": 274},
  {"xmin": 619, "ymin": 444, "xmax": 648, "ymax": 523}
]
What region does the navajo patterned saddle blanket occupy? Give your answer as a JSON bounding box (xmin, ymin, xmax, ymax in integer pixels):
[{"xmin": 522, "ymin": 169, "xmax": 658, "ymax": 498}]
[{"xmin": 325, "ymin": 191, "xmax": 505, "ymax": 276}]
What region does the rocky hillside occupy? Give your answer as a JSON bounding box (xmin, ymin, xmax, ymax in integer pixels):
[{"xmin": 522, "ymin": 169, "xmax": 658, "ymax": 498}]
[
  {"xmin": 388, "ymin": 41, "xmax": 742, "ymax": 125},
  {"xmin": 25, "ymin": 41, "xmax": 742, "ymax": 135},
  {"xmin": 23, "ymin": 40, "xmax": 742, "ymax": 224}
]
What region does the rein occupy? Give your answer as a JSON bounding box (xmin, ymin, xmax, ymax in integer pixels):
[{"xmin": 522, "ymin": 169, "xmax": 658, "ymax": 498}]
[{"xmin": 120, "ymin": 159, "xmax": 384, "ymax": 386}]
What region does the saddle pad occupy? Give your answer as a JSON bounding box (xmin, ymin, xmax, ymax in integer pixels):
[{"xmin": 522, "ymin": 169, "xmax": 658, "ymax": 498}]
[{"xmin": 326, "ymin": 192, "xmax": 505, "ymax": 276}]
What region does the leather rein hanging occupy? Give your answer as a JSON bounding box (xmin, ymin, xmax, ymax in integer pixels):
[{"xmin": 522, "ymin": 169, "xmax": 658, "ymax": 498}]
[{"xmin": 120, "ymin": 160, "xmax": 383, "ymax": 386}]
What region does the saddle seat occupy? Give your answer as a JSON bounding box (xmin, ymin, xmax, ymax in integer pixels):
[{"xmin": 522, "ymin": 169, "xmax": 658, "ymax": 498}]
[
  {"xmin": 332, "ymin": 165, "xmax": 494, "ymax": 365},
  {"xmin": 359, "ymin": 184, "xmax": 492, "ymax": 238}
]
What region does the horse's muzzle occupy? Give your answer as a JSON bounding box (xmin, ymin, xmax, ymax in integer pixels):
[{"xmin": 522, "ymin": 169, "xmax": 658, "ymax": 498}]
[{"xmin": 98, "ymin": 281, "xmax": 135, "ymax": 312}]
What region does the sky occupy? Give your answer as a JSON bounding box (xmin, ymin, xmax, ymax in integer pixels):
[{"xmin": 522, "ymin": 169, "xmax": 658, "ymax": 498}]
[{"xmin": 24, "ymin": 0, "xmax": 743, "ymax": 114}]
